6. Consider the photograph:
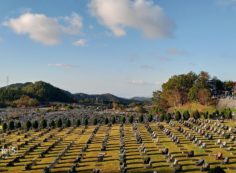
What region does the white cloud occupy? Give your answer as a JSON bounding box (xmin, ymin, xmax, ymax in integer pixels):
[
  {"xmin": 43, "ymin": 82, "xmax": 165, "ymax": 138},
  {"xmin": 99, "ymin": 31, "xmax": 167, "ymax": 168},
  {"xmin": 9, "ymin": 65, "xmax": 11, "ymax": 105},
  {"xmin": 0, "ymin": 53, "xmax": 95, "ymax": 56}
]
[
  {"xmin": 89, "ymin": 0, "xmax": 175, "ymax": 39},
  {"xmin": 140, "ymin": 64, "xmax": 154, "ymax": 70},
  {"xmin": 217, "ymin": 0, "xmax": 236, "ymax": 5},
  {"xmin": 4, "ymin": 12, "xmax": 83, "ymax": 45},
  {"xmin": 167, "ymin": 48, "xmax": 187, "ymax": 56},
  {"xmin": 73, "ymin": 39, "xmax": 87, "ymax": 46},
  {"xmin": 128, "ymin": 79, "xmax": 157, "ymax": 86},
  {"xmin": 48, "ymin": 63, "xmax": 77, "ymax": 68}
]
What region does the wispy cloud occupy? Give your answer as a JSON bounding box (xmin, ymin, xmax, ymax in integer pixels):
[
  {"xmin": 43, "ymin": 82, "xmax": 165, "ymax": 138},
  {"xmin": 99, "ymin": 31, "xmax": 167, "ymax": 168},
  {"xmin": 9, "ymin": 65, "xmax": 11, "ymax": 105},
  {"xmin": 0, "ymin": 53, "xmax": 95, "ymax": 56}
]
[
  {"xmin": 140, "ymin": 64, "xmax": 154, "ymax": 70},
  {"xmin": 73, "ymin": 39, "xmax": 88, "ymax": 46},
  {"xmin": 4, "ymin": 12, "xmax": 83, "ymax": 45},
  {"xmin": 217, "ymin": 0, "xmax": 236, "ymax": 6},
  {"xmin": 89, "ymin": 0, "xmax": 175, "ymax": 39},
  {"xmin": 166, "ymin": 48, "xmax": 187, "ymax": 56},
  {"xmin": 48, "ymin": 63, "xmax": 77, "ymax": 69},
  {"xmin": 127, "ymin": 79, "xmax": 157, "ymax": 86}
]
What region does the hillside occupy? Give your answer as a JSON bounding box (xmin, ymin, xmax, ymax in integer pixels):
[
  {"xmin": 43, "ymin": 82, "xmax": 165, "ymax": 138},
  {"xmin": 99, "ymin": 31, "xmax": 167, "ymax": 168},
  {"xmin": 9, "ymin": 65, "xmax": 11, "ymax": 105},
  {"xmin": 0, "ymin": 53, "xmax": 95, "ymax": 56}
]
[
  {"xmin": 0, "ymin": 81, "xmax": 75, "ymax": 106},
  {"xmin": 74, "ymin": 93, "xmax": 139, "ymax": 105},
  {"xmin": 0, "ymin": 81, "xmax": 143, "ymax": 107}
]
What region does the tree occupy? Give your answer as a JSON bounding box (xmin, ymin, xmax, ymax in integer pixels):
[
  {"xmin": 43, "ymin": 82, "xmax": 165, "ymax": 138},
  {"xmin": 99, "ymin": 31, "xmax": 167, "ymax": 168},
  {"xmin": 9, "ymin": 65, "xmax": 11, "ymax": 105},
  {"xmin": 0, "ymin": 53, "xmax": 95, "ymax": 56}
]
[
  {"xmin": 104, "ymin": 118, "xmax": 109, "ymax": 125},
  {"xmin": 139, "ymin": 114, "xmax": 144, "ymax": 123},
  {"xmin": 9, "ymin": 121, "xmax": 15, "ymax": 130},
  {"xmin": 175, "ymin": 111, "xmax": 181, "ymax": 121},
  {"xmin": 159, "ymin": 114, "xmax": 165, "ymax": 122},
  {"xmin": 129, "ymin": 115, "xmax": 134, "ymax": 124},
  {"xmin": 93, "ymin": 118, "xmax": 97, "ymax": 125},
  {"xmin": 203, "ymin": 112, "xmax": 209, "ymax": 119},
  {"xmin": 121, "ymin": 116, "xmax": 126, "ymax": 124},
  {"xmin": 148, "ymin": 114, "xmax": 153, "ymax": 122},
  {"xmin": 111, "ymin": 117, "xmax": 116, "ymax": 124},
  {"xmin": 16, "ymin": 121, "xmax": 22, "ymax": 129},
  {"xmin": 224, "ymin": 109, "xmax": 233, "ymax": 119},
  {"xmin": 49, "ymin": 120, "xmax": 56, "ymax": 128},
  {"xmin": 193, "ymin": 110, "xmax": 200, "ymax": 120},
  {"xmin": 57, "ymin": 118, "xmax": 63, "ymax": 128},
  {"xmin": 76, "ymin": 119, "xmax": 81, "ymax": 127},
  {"xmin": 84, "ymin": 118, "xmax": 88, "ymax": 126},
  {"xmin": 26, "ymin": 120, "xmax": 32, "ymax": 131},
  {"xmin": 183, "ymin": 111, "xmax": 190, "ymax": 120},
  {"xmin": 33, "ymin": 120, "xmax": 39, "ymax": 129},
  {"xmin": 41, "ymin": 119, "xmax": 47, "ymax": 129},
  {"xmin": 3, "ymin": 122, "xmax": 7, "ymax": 132},
  {"xmin": 165, "ymin": 113, "xmax": 172, "ymax": 122},
  {"xmin": 66, "ymin": 119, "xmax": 71, "ymax": 127}
]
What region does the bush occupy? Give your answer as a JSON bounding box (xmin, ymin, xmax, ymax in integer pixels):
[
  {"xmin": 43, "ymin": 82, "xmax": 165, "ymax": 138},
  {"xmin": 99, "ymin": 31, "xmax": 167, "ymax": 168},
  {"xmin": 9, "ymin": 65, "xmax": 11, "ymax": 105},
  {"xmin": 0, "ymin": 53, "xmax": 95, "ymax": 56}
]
[
  {"xmin": 183, "ymin": 111, "xmax": 190, "ymax": 120},
  {"xmin": 84, "ymin": 118, "xmax": 88, "ymax": 126},
  {"xmin": 3, "ymin": 123, "xmax": 7, "ymax": 132},
  {"xmin": 76, "ymin": 119, "xmax": 81, "ymax": 127},
  {"xmin": 16, "ymin": 122, "xmax": 22, "ymax": 129},
  {"xmin": 41, "ymin": 119, "xmax": 47, "ymax": 129},
  {"xmin": 203, "ymin": 112, "xmax": 209, "ymax": 119},
  {"xmin": 165, "ymin": 113, "xmax": 172, "ymax": 122},
  {"xmin": 33, "ymin": 120, "xmax": 39, "ymax": 129},
  {"xmin": 159, "ymin": 114, "xmax": 165, "ymax": 122},
  {"xmin": 193, "ymin": 110, "xmax": 200, "ymax": 120},
  {"xmin": 121, "ymin": 116, "xmax": 126, "ymax": 124},
  {"xmin": 93, "ymin": 118, "xmax": 97, "ymax": 125},
  {"xmin": 175, "ymin": 111, "xmax": 181, "ymax": 121},
  {"xmin": 104, "ymin": 118, "xmax": 109, "ymax": 125},
  {"xmin": 66, "ymin": 119, "xmax": 71, "ymax": 127},
  {"xmin": 111, "ymin": 117, "xmax": 116, "ymax": 124},
  {"xmin": 148, "ymin": 114, "xmax": 153, "ymax": 122},
  {"xmin": 49, "ymin": 120, "xmax": 56, "ymax": 128},
  {"xmin": 129, "ymin": 115, "xmax": 134, "ymax": 124},
  {"xmin": 26, "ymin": 120, "xmax": 32, "ymax": 131},
  {"xmin": 57, "ymin": 118, "xmax": 63, "ymax": 128},
  {"xmin": 139, "ymin": 115, "xmax": 144, "ymax": 123},
  {"xmin": 9, "ymin": 121, "xmax": 15, "ymax": 130}
]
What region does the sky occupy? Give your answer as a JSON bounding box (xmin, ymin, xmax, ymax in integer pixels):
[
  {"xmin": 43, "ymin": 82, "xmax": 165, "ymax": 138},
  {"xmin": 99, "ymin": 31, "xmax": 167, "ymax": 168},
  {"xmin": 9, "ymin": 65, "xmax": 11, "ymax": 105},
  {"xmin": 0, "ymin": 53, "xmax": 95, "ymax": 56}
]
[{"xmin": 0, "ymin": 0, "xmax": 236, "ymax": 98}]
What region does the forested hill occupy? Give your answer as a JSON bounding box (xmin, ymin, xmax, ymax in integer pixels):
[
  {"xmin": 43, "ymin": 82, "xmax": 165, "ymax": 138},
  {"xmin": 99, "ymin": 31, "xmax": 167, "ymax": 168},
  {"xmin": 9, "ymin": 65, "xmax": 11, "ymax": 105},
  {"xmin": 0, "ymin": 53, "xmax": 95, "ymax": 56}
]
[
  {"xmin": 0, "ymin": 81, "xmax": 142, "ymax": 107},
  {"xmin": 74, "ymin": 93, "xmax": 140, "ymax": 105},
  {"xmin": 0, "ymin": 81, "xmax": 75, "ymax": 106}
]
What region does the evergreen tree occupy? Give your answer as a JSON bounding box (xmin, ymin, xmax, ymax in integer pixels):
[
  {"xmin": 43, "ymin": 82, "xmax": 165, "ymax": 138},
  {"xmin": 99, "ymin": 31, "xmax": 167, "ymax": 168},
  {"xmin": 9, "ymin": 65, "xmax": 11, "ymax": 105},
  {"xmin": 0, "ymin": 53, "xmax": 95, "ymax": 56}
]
[
  {"xmin": 57, "ymin": 118, "xmax": 63, "ymax": 128},
  {"xmin": 139, "ymin": 114, "xmax": 144, "ymax": 123}
]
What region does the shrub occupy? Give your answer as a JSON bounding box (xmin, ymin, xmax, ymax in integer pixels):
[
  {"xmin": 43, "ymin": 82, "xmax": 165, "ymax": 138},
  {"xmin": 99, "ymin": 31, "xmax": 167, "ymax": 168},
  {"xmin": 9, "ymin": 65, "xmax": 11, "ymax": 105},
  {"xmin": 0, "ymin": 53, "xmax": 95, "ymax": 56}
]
[
  {"xmin": 129, "ymin": 115, "xmax": 134, "ymax": 124},
  {"xmin": 26, "ymin": 120, "xmax": 32, "ymax": 131},
  {"xmin": 121, "ymin": 116, "xmax": 126, "ymax": 124},
  {"xmin": 33, "ymin": 120, "xmax": 39, "ymax": 129},
  {"xmin": 159, "ymin": 114, "xmax": 165, "ymax": 122},
  {"xmin": 66, "ymin": 119, "xmax": 71, "ymax": 127},
  {"xmin": 49, "ymin": 120, "xmax": 56, "ymax": 128},
  {"xmin": 175, "ymin": 111, "xmax": 181, "ymax": 121},
  {"xmin": 93, "ymin": 118, "xmax": 97, "ymax": 125},
  {"xmin": 183, "ymin": 111, "xmax": 190, "ymax": 120},
  {"xmin": 16, "ymin": 122, "xmax": 22, "ymax": 129},
  {"xmin": 148, "ymin": 114, "xmax": 153, "ymax": 122},
  {"xmin": 111, "ymin": 117, "xmax": 116, "ymax": 124},
  {"xmin": 165, "ymin": 113, "xmax": 172, "ymax": 122},
  {"xmin": 57, "ymin": 118, "xmax": 63, "ymax": 128},
  {"xmin": 84, "ymin": 118, "xmax": 88, "ymax": 126},
  {"xmin": 104, "ymin": 118, "xmax": 109, "ymax": 125},
  {"xmin": 139, "ymin": 115, "xmax": 144, "ymax": 123},
  {"xmin": 3, "ymin": 123, "xmax": 7, "ymax": 132},
  {"xmin": 41, "ymin": 119, "xmax": 47, "ymax": 129},
  {"xmin": 193, "ymin": 110, "xmax": 200, "ymax": 120},
  {"xmin": 76, "ymin": 119, "xmax": 81, "ymax": 127},
  {"xmin": 9, "ymin": 121, "xmax": 15, "ymax": 130}
]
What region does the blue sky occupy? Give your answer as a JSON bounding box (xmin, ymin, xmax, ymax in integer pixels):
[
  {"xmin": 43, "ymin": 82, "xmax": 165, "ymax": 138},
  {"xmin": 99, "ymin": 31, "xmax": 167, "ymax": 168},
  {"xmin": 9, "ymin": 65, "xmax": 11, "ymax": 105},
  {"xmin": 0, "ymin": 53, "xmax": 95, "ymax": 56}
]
[{"xmin": 0, "ymin": 0, "xmax": 236, "ymax": 98}]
